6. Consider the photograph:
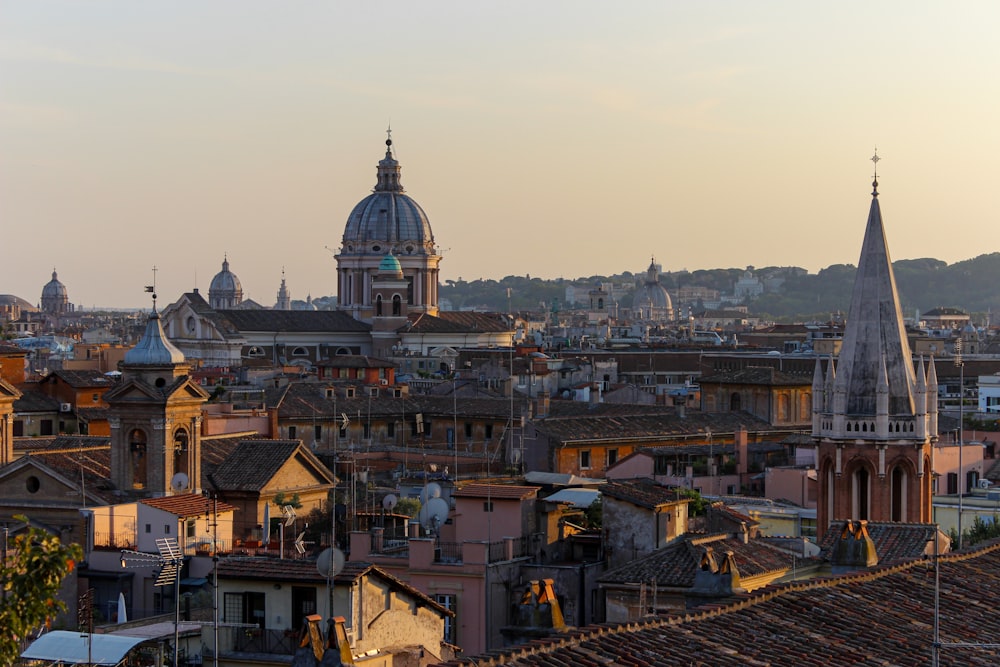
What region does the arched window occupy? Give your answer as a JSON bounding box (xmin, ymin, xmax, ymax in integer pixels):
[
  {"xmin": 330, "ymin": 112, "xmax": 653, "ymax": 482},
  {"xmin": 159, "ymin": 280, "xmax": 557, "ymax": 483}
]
[
  {"xmin": 375, "ymin": 294, "xmax": 383, "ymax": 316},
  {"xmin": 174, "ymin": 428, "xmax": 189, "ymax": 477},
  {"xmin": 291, "ymin": 346, "xmax": 308, "ymax": 357},
  {"xmin": 129, "ymin": 429, "xmax": 147, "ymax": 490},
  {"xmin": 392, "ymin": 294, "xmax": 401, "ymax": 316},
  {"xmin": 778, "ymin": 394, "xmax": 791, "ymax": 422},
  {"xmin": 247, "ymin": 346, "xmax": 265, "ymax": 358}
]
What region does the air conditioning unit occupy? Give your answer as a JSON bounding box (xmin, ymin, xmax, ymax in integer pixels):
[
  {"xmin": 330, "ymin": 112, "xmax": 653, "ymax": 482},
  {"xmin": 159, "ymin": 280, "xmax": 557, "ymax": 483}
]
[
  {"xmin": 979, "ymin": 479, "xmax": 991, "ymax": 489},
  {"xmin": 59, "ymin": 403, "xmax": 72, "ymax": 413},
  {"xmin": 380, "ymin": 379, "xmax": 389, "ymax": 386}
]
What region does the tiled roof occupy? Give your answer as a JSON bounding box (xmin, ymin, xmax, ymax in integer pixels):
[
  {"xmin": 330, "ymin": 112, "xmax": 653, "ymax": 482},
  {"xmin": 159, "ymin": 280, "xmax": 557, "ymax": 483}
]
[
  {"xmin": 49, "ymin": 369, "xmax": 117, "ymax": 388},
  {"xmin": 442, "ymin": 541, "xmax": 1000, "ymax": 667},
  {"xmin": 76, "ymin": 407, "xmax": 109, "ymax": 422},
  {"xmin": 533, "ymin": 411, "xmax": 774, "ymax": 443},
  {"xmin": 817, "ymin": 520, "xmax": 936, "ymax": 565},
  {"xmin": 208, "ymin": 440, "xmax": 335, "ymax": 492},
  {"xmin": 140, "ymin": 493, "xmax": 237, "ymax": 517},
  {"xmin": 219, "ymin": 308, "xmax": 371, "ymax": 333},
  {"xmin": 0, "ymin": 343, "xmax": 28, "ymax": 356},
  {"xmin": 13, "ymin": 388, "xmax": 61, "ymax": 413},
  {"xmin": 699, "ymin": 366, "xmax": 813, "ymax": 386},
  {"xmin": 598, "ymin": 532, "xmax": 797, "ymax": 588},
  {"xmin": 402, "ymin": 311, "xmax": 511, "ymax": 334},
  {"xmin": 315, "ymin": 355, "xmax": 395, "ymax": 369},
  {"xmin": 601, "ymin": 479, "xmax": 686, "ymax": 509},
  {"xmin": 15, "ymin": 435, "xmax": 110, "ymax": 453},
  {"xmin": 453, "ymin": 484, "xmax": 539, "ymax": 500},
  {"xmin": 19, "ymin": 444, "xmax": 117, "ymax": 504}
]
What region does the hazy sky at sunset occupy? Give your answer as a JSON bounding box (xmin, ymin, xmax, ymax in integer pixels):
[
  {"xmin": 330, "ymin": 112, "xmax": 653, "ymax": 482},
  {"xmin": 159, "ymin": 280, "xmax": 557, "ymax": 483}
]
[{"xmin": 3, "ymin": 2, "xmax": 999, "ymax": 308}]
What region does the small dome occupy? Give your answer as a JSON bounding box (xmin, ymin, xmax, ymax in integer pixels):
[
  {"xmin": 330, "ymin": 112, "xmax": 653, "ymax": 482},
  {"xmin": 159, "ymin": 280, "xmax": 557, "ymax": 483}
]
[
  {"xmin": 42, "ymin": 270, "xmax": 67, "ymax": 299},
  {"xmin": 125, "ymin": 312, "xmax": 185, "ymax": 366},
  {"xmin": 209, "ymin": 257, "xmax": 242, "ymax": 294},
  {"xmin": 378, "ymin": 253, "xmax": 403, "ymax": 276},
  {"xmin": 209, "ymin": 256, "xmax": 244, "ymax": 309}
]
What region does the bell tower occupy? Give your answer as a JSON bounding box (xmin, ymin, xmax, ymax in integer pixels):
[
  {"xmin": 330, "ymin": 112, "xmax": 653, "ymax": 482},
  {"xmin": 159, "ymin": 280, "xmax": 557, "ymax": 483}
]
[
  {"xmin": 813, "ymin": 154, "xmax": 937, "ymax": 537},
  {"xmin": 106, "ymin": 288, "xmax": 209, "ymax": 498}
]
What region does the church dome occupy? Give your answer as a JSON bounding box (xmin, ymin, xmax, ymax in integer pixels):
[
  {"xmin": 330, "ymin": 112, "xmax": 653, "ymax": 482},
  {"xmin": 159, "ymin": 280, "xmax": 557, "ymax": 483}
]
[
  {"xmin": 125, "ymin": 311, "xmax": 186, "ymax": 366},
  {"xmin": 634, "ymin": 258, "xmax": 673, "ymax": 321},
  {"xmin": 42, "ymin": 270, "xmax": 67, "ymax": 299},
  {"xmin": 341, "ymin": 137, "xmax": 434, "ymax": 255},
  {"xmin": 208, "ymin": 256, "xmax": 243, "ymax": 309}
]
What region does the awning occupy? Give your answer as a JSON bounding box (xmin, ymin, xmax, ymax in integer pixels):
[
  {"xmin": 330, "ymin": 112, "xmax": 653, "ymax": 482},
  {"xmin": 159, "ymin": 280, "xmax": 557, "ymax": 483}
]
[{"xmin": 21, "ymin": 631, "xmax": 146, "ymax": 665}]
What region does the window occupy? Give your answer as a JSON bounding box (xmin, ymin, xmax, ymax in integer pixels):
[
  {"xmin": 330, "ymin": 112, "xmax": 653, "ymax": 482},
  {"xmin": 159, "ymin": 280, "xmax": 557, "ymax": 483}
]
[
  {"xmin": 247, "ymin": 346, "xmax": 265, "ymax": 358},
  {"xmin": 314, "ymin": 425, "xmax": 322, "ymax": 441},
  {"xmin": 291, "ymin": 587, "xmax": 317, "ymax": 630},
  {"xmin": 92, "ymin": 393, "xmax": 99, "ymax": 402},
  {"xmin": 325, "ymin": 388, "xmax": 335, "ymax": 398},
  {"xmin": 435, "ymin": 594, "xmax": 457, "ymax": 644},
  {"xmin": 145, "ymin": 524, "xmax": 151, "ymax": 534},
  {"xmin": 363, "ymin": 422, "xmax": 371, "ymax": 439},
  {"xmin": 580, "ymin": 450, "xmax": 592, "ymax": 469},
  {"xmin": 368, "ymin": 387, "xmax": 379, "ymax": 397},
  {"xmin": 291, "ymin": 346, "xmax": 308, "ymax": 357},
  {"xmin": 164, "ymin": 524, "xmax": 171, "ymax": 535},
  {"xmin": 392, "ymin": 294, "xmax": 402, "ymax": 316},
  {"xmin": 186, "ymin": 519, "xmax": 196, "ymax": 538},
  {"xmin": 288, "ymin": 426, "xmax": 297, "ymax": 440},
  {"xmin": 225, "ymin": 592, "xmax": 266, "ymax": 627},
  {"xmin": 607, "ymin": 449, "xmax": 618, "ymax": 467},
  {"xmin": 485, "ymin": 423, "xmax": 493, "ymax": 440},
  {"xmin": 346, "ymin": 388, "xmax": 356, "ymax": 398},
  {"xmin": 483, "ymin": 501, "xmax": 494, "ymax": 512},
  {"xmin": 464, "ymin": 423, "xmax": 473, "ymax": 439},
  {"xmin": 386, "ymin": 422, "xmax": 395, "ymax": 438}
]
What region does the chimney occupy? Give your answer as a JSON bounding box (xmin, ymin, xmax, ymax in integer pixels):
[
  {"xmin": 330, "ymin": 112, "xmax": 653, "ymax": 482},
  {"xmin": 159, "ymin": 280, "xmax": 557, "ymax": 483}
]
[
  {"xmin": 537, "ymin": 391, "xmax": 550, "ymax": 418},
  {"xmin": 736, "ymin": 427, "xmax": 748, "ymax": 476}
]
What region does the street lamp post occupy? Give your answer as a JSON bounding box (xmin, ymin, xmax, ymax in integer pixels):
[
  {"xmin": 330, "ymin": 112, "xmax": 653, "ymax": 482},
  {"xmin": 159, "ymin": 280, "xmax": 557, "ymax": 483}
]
[{"xmin": 121, "ymin": 538, "xmax": 183, "ymax": 666}]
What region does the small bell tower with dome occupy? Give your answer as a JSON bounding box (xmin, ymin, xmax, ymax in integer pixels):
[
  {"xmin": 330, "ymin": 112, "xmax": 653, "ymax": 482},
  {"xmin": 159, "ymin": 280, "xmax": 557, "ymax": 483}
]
[{"xmin": 105, "ymin": 282, "xmax": 210, "ymax": 498}]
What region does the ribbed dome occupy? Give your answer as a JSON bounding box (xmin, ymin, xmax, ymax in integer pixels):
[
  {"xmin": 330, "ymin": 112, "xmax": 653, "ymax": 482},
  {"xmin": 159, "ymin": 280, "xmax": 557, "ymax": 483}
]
[
  {"xmin": 125, "ymin": 312, "xmax": 185, "ymax": 366},
  {"xmin": 42, "ymin": 270, "xmax": 67, "ymax": 299},
  {"xmin": 341, "ymin": 139, "xmax": 434, "ymax": 253},
  {"xmin": 209, "ymin": 257, "xmax": 242, "ymax": 294}
]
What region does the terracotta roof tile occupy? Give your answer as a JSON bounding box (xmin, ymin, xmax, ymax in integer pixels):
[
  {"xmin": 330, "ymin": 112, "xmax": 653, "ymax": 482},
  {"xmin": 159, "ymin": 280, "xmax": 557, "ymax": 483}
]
[
  {"xmin": 140, "ymin": 493, "xmax": 237, "ymax": 517},
  {"xmin": 453, "ymin": 484, "xmax": 539, "ymax": 500}
]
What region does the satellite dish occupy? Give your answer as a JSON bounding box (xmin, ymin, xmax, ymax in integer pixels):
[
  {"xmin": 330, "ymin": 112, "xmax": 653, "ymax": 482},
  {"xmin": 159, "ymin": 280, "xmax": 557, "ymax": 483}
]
[
  {"xmin": 317, "ymin": 547, "xmax": 345, "ymax": 578},
  {"xmin": 420, "ymin": 482, "xmax": 442, "ymax": 504},
  {"xmin": 418, "ymin": 497, "xmax": 450, "ymax": 533},
  {"xmin": 170, "ymin": 472, "xmax": 189, "ymax": 492},
  {"xmin": 382, "ymin": 494, "xmax": 398, "ymax": 511}
]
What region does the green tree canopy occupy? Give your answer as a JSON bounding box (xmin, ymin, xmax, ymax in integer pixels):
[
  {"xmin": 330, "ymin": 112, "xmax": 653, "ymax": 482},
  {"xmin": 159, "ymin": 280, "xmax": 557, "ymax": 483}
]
[{"xmin": 1, "ymin": 517, "xmax": 82, "ymax": 664}]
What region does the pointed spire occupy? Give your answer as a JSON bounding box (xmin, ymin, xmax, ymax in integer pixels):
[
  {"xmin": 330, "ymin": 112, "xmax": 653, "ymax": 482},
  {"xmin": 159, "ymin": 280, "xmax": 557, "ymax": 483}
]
[
  {"xmin": 871, "ymin": 147, "xmax": 880, "ymax": 197},
  {"xmin": 833, "ymin": 155, "xmax": 916, "ymax": 417}
]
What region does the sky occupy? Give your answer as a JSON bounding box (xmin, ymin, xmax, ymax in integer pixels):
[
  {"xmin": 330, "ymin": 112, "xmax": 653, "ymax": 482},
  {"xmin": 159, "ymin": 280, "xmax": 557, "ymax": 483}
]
[{"xmin": 3, "ymin": 2, "xmax": 1000, "ymax": 308}]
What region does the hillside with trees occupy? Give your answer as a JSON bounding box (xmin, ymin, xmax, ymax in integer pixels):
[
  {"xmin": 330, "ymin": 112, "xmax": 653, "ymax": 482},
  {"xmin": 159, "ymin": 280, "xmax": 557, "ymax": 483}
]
[{"xmin": 439, "ymin": 253, "xmax": 1000, "ymax": 322}]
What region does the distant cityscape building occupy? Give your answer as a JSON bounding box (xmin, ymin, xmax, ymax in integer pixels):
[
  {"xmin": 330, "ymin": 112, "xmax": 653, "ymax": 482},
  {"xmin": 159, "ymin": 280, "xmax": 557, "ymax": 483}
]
[
  {"xmin": 335, "ymin": 131, "xmax": 441, "ymax": 321},
  {"xmin": 633, "ymin": 257, "xmax": 674, "ymax": 322},
  {"xmin": 40, "ymin": 269, "xmax": 73, "ymax": 315},
  {"xmin": 208, "ymin": 255, "xmax": 243, "ymax": 309},
  {"xmin": 275, "ymin": 269, "xmax": 291, "ymax": 310}
]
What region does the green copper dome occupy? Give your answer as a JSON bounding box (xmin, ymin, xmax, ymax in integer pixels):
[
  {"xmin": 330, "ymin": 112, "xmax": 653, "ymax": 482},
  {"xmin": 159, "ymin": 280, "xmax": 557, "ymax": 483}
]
[{"xmin": 378, "ymin": 253, "xmax": 403, "ymax": 275}]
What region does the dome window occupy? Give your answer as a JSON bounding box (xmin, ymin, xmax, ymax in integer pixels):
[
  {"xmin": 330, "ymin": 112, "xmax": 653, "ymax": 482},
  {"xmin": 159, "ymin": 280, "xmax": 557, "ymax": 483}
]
[
  {"xmin": 291, "ymin": 346, "xmax": 309, "ymax": 357},
  {"xmin": 372, "ymin": 245, "xmax": 381, "ymax": 253},
  {"xmin": 247, "ymin": 346, "xmax": 265, "ymax": 358}
]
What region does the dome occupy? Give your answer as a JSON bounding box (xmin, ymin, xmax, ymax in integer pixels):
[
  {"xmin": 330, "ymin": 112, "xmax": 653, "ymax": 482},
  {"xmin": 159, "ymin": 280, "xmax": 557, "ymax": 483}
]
[
  {"xmin": 378, "ymin": 253, "xmax": 403, "ymax": 276},
  {"xmin": 42, "ymin": 270, "xmax": 67, "ymax": 299},
  {"xmin": 208, "ymin": 256, "xmax": 243, "ymax": 309},
  {"xmin": 125, "ymin": 312, "xmax": 185, "ymax": 366},
  {"xmin": 341, "ymin": 139, "xmax": 435, "ymax": 254},
  {"xmin": 634, "ymin": 257, "xmax": 674, "ymax": 321},
  {"xmin": 209, "ymin": 257, "xmax": 242, "ymax": 294}
]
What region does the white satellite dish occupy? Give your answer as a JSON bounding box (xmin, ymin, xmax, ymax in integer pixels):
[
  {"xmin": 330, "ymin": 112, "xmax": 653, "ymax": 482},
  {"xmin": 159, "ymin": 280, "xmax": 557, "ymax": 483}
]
[
  {"xmin": 382, "ymin": 494, "xmax": 398, "ymax": 511},
  {"xmin": 418, "ymin": 497, "xmax": 450, "ymax": 534},
  {"xmin": 420, "ymin": 482, "xmax": 442, "ymax": 504},
  {"xmin": 170, "ymin": 472, "xmax": 189, "ymax": 492},
  {"xmin": 316, "ymin": 547, "xmax": 345, "ymax": 578}
]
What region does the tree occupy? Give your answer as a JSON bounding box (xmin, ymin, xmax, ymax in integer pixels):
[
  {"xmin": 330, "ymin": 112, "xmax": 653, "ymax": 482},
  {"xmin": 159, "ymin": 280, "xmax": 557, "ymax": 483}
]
[{"xmin": 1, "ymin": 517, "xmax": 83, "ymax": 664}]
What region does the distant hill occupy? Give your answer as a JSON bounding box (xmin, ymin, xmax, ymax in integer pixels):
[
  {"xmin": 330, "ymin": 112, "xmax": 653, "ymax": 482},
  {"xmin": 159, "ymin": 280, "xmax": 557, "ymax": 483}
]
[{"xmin": 440, "ymin": 253, "xmax": 1000, "ymax": 322}]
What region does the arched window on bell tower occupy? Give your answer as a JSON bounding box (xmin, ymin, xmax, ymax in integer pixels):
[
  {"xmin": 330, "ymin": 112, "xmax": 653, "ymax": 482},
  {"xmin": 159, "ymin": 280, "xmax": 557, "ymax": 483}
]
[
  {"xmin": 129, "ymin": 429, "xmax": 147, "ymax": 490},
  {"xmin": 174, "ymin": 428, "xmax": 189, "ymax": 478},
  {"xmin": 392, "ymin": 294, "xmax": 401, "ymax": 316},
  {"xmin": 375, "ymin": 294, "xmax": 383, "ymax": 316},
  {"xmin": 890, "ymin": 465, "xmax": 907, "ymax": 522},
  {"xmin": 853, "ymin": 466, "xmax": 871, "ymax": 520}
]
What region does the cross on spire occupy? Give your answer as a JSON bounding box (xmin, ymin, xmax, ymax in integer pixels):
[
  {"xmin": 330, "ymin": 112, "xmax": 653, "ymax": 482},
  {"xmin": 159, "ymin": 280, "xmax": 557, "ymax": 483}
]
[{"xmin": 871, "ymin": 147, "xmax": 881, "ymax": 196}]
